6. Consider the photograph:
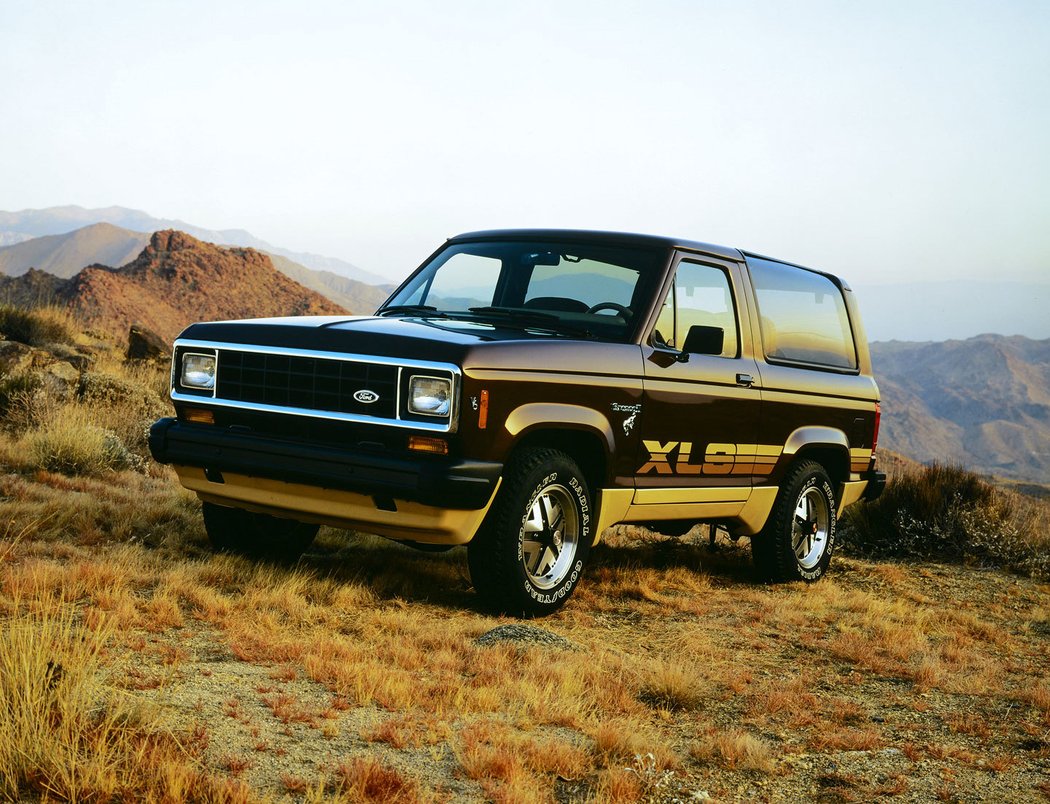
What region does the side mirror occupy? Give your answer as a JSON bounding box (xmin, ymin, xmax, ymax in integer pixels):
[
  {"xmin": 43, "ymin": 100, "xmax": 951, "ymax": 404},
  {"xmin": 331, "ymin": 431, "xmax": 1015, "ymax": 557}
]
[{"xmin": 682, "ymin": 325, "xmax": 724, "ymax": 356}]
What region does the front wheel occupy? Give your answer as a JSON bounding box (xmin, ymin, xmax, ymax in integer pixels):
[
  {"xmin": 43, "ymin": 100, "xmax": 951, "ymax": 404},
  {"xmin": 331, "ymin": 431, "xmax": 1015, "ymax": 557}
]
[
  {"xmin": 752, "ymin": 460, "xmax": 837, "ymax": 582},
  {"xmin": 468, "ymin": 448, "xmax": 593, "ymax": 617},
  {"xmin": 202, "ymin": 502, "xmax": 318, "ymax": 560}
]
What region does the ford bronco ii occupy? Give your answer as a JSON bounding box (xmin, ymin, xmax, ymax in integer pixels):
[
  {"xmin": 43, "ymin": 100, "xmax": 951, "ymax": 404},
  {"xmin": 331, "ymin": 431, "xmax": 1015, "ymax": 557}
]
[{"xmin": 150, "ymin": 229, "xmax": 885, "ymax": 615}]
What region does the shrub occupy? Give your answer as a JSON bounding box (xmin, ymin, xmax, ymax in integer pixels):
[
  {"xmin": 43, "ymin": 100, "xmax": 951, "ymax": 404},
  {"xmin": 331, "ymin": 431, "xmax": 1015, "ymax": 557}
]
[
  {"xmin": 0, "ymin": 304, "xmax": 78, "ymax": 347},
  {"xmin": 19, "ymin": 407, "xmax": 135, "ymax": 476},
  {"xmin": 841, "ymin": 462, "xmax": 1049, "ymax": 579},
  {"xmin": 0, "ymin": 373, "xmax": 41, "ymax": 421}
]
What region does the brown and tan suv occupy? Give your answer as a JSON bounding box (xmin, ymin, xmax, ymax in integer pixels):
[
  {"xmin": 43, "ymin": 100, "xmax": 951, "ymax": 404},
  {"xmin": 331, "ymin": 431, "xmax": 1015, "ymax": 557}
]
[{"xmin": 150, "ymin": 229, "xmax": 885, "ymax": 615}]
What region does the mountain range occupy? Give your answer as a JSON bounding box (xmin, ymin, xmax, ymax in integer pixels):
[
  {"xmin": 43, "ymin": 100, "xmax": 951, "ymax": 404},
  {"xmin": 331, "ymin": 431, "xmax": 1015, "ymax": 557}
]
[
  {"xmin": 0, "ymin": 221, "xmax": 387, "ymax": 315},
  {"xmin": 1, "ymin": 205, "xmax": 1047, "ymax": 484},
  {"xmin": 0, "ymin": 230, "xmax": 345, "ymax": 344},
  {"xmin": 0, "ymin": 205, "xmax": 390, "ymax": 286},
  {"xmin": 871, "ymin": 335, "xmax": 1050, "ymax": 484},
  {"xmin": 3, "ymin": 205, "xmax": 1047, "ymax": 343}
]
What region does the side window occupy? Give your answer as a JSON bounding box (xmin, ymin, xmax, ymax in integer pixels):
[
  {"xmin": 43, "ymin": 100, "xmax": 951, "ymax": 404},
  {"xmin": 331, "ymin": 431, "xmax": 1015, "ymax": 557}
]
[
  {"xmin": 652, "ymin": 261, "xmax": 739, "ymax": 358},
  {"xmin": 748, "ymin": 257, "xmax": 857, "ymax": 370}
]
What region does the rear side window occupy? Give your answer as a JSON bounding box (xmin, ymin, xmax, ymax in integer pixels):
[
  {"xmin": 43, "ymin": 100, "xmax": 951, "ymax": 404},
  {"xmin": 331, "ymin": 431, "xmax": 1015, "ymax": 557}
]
[{"xmin": 748, "ymin": 257, "xmax": 857, "ymax": 370}]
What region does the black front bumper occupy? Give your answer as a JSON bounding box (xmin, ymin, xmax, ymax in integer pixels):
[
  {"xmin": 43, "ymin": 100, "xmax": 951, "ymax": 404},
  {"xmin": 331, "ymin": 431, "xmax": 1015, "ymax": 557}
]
[
  {"xmin": 862, "ymin": 469, "xmax": 887, "ymax": 502},
  {"xmin": 149, "ymin": 417, "xmax": 501, "ymax": 509}
]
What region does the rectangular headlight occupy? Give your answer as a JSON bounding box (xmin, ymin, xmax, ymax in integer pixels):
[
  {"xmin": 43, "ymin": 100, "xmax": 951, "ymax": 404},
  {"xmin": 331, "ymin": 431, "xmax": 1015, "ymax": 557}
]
[
  {"xmin": 408, "ymin": 375, "xmax": 451, "ymax": 416},
  {"xmin": 181, "ymin": 353, "xmax": 216, "ymax": 390}
]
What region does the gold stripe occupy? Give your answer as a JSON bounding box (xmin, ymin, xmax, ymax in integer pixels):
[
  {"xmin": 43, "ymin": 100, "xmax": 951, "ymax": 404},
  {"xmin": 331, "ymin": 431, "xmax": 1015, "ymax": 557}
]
[{"xmin": 633, "ymin": 486, "xmax": 751, "ymax": 505}]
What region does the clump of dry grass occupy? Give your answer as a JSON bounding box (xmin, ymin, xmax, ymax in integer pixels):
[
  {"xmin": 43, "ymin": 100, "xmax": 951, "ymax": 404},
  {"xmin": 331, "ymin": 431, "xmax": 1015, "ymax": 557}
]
[
  {"xmin": 842, "ymin": 462, "xmax": 1050, "ymax": 578},
  {"xmin": 17, "ymin": 403, "xmax": 136, "ymax": 475},
  {"xmin": 0, "ymin": 372, "xmax": 41, "ymax": 424},
  {"xmin": 331, "ymin": 756, "xmax": 420, "ymax": 802},
  {"xmin": 637, "ymin": 659, "xmax": 706, "ymax": 711},
  {"xmin": 0, "ymin": 303, "xmax": 78, "ymax": 346},
  {"xmin": 691, "ymin": 728, "xmax": 774, "ymax": 772},
  {"xmin": 456, "ymin": 720, "xmax": 590, "ymax": 801}
]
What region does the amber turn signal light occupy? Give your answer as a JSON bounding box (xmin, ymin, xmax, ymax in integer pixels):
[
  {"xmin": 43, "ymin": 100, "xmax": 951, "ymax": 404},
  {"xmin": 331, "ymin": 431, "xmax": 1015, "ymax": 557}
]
[
  {"xmin": 183, "ymin": 408, "xmax": 215, "ymax": 424},
  {"xmin": 408, "ymin": 435, "xmax": 448, "ymax": 455}
]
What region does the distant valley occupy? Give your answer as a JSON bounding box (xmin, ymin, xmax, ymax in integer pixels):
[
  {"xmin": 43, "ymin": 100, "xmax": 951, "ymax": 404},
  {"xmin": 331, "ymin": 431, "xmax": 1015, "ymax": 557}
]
[{"xmin": 872, "ymin": 335, "xmax": 1050, "ymax": 484}]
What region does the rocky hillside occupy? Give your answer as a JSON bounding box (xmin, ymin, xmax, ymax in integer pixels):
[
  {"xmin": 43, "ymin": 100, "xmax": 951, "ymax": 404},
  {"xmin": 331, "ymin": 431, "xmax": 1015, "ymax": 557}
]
[
  {"xmin": 872, "ymin": 335, "xmax": 1050, "ymax": 482},
  {"xmin": 0, "ymin": 231, "xmax": 346, "ymax": 344},
  {"xmin": 0, "ymin": 222, "xmax": 386, "ymax": 314}
]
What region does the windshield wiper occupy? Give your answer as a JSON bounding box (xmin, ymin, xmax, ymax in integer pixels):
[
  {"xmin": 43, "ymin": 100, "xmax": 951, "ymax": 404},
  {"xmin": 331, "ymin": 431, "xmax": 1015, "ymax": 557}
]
[
  {"xmin": 377, "ymin": 304, "xmax": 439, "ymax": 317},
  {"xmin": 466, "ymin": 306, "xmax": 593, "ymax": 338}
]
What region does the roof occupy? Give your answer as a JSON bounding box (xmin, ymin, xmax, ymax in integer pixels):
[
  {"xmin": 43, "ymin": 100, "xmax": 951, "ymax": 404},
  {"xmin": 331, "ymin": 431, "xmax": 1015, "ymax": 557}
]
[{"xmin": 448, "ymin": 228, "xmax": 744, "ymax": 262}]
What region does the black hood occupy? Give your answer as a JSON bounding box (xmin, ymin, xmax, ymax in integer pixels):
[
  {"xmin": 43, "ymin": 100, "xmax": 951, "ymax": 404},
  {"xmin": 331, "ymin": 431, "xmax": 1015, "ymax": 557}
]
[{"xmin": 177, "ymin": 314, "xmax": 578, "ymax": 364}]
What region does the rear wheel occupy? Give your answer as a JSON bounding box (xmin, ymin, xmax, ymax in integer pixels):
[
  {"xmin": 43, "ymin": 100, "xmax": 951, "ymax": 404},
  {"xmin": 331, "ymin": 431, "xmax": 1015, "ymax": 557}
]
[
  {"xmin": 202, "ymin": 502, "xmax": 318, "ymax": 560},
  {"xmin": 752, "ymin": 460, "xmax": 836, "ymax": 582},
  {"xmin": 468, "ymin": 448, "xmax": 593, "ymax": 617}
]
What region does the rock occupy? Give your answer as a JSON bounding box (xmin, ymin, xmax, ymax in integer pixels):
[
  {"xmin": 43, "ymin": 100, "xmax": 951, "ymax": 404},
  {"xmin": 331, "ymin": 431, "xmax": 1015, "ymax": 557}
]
[
  {"xmin": 40, "ymin": 361, "xmax": 80, "ymax": 400},
  {"xmin": 47, "ymin": 343, "xmax": 92, "ymax": 371},
  {"xmin": 0, "ymin": 340, "xmax": 34, "ymax": 375},
  {"xmin": 126, "ymin": 324, "xmax": 169, "ymax": 361},
  {"xmin": 475, "ymin": 624, "xmax": 577, "ymax": 651}
]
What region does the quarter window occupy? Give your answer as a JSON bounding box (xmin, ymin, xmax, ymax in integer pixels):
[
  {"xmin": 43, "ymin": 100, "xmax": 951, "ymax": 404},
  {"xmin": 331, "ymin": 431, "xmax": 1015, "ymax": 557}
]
[{"xmin": 748, "ymin": 257, "xmax": 857, "ymax": 370}]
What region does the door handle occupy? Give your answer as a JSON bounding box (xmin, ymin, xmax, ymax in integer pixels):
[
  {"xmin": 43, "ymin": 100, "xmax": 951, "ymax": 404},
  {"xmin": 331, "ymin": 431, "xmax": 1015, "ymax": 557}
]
[{"xmin": 736, "ymin": 373, "xmax": 755, "ymax": 387}]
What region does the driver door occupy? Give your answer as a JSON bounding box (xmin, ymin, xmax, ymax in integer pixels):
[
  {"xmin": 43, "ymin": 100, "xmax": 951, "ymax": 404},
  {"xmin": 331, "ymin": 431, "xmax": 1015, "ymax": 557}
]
[{"xmin": 633, "ymin": 255, "xmax": 763, "ymax": 507}]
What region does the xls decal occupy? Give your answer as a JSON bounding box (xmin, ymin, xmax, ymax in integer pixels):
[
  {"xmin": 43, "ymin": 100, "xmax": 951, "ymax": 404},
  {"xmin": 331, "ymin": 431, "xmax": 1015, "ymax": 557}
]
[{"xmin": 637, "ymin": 441, "xmax": 783, "ymax": 477}]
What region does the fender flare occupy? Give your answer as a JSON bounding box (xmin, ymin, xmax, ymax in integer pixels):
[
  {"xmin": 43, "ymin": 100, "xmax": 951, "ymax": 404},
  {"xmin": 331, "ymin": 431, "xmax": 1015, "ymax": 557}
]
[
  {"xmin": 782, "ymin": 426, "xmax": 850, "ymax": 456},
  {"xmin": 504, "ymin": 403, "xmax": 616, "ymax": 456}
]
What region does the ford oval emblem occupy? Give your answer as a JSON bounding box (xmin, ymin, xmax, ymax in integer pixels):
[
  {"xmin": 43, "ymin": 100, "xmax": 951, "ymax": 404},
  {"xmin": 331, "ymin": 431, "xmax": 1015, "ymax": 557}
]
[{"xmin": 353, "ymin": 389, "xmax": 380, "ymax": 404}]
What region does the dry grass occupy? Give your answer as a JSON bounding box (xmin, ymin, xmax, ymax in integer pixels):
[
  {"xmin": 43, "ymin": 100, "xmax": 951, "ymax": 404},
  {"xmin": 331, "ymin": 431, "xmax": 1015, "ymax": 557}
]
[
  {"xmin": 842, "ymin": 461, "xmax": 1050, "ymax": 578},
  {"xmin": 691, "ymin": 728, "xmax": 774, "ymax": 772},
  {"xmin": 2, "ymin": 309, "xmax": 1049, "ymax": 799},
  {"xmin": 0, "ymin": 303, "xmax": 78, "ymax": 346},
  {"xmin": 0, "ymin": 597, "xmax": 247, "ymax": 801}
]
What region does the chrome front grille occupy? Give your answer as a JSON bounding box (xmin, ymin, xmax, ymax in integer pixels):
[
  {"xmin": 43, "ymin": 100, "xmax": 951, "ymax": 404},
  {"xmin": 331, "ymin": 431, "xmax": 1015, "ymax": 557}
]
[
  {"xmin": 216, "ymin": 350, "xmax": 398, "ymax": 419},
  {"xmin": 171, "ymin": 339, "xmax": 459, "ymax": 433}
]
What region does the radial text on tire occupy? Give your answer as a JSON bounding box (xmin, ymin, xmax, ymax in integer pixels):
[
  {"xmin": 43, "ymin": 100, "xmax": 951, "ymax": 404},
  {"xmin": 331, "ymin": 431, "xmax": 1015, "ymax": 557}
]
[
  {"xmin": 752, "ymin": 459, "xmax": 837, "ymax": 582},
  {"xmin": 468, "ymin": 447, "xmax": 593, "ymax": 617}
]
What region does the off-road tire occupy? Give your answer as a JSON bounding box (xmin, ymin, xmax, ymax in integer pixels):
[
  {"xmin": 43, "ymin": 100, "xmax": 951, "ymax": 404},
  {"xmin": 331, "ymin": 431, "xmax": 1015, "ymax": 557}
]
[
  {"xmin": 468, "ymin": 448, "xmax": 593, "ymax": 617},
  {"xmin": 752, "ymin": 460, "xmax": 836, "ymax": 583},
  {"xmin": 202, "ymin": 502, "xmax": 318, "ymax": 561}
]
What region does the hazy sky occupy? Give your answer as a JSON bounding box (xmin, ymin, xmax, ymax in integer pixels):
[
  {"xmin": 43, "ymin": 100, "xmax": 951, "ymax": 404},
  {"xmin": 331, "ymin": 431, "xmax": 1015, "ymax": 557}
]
[{"xmin": 2, "ymin": 0, "xmax": 1048, "ymax": 284}]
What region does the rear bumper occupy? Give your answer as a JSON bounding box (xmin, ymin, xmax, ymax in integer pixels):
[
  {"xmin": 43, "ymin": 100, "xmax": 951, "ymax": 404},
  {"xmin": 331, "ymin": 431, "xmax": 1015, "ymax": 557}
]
[
  {"xmin": 148, "ymin": 417, "xmax": 501, "ymax": 509},
  {"xmin": 862, "ymin": 469, "xmax": 887, "ymax": 502}
]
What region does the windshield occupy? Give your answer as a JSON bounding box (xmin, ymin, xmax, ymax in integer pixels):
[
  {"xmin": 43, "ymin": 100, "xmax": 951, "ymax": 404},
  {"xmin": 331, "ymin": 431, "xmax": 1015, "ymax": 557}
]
[{"xmin": 381, "ymin": 240, "xmax": 665, "ymax": 342}]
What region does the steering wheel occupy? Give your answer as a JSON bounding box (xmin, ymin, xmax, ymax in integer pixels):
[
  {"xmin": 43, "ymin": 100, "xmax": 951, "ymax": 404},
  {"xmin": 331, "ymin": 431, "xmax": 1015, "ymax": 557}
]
[{"xmin": 586, "ymin": 302, "xmax": 633, "ymax": 319}]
